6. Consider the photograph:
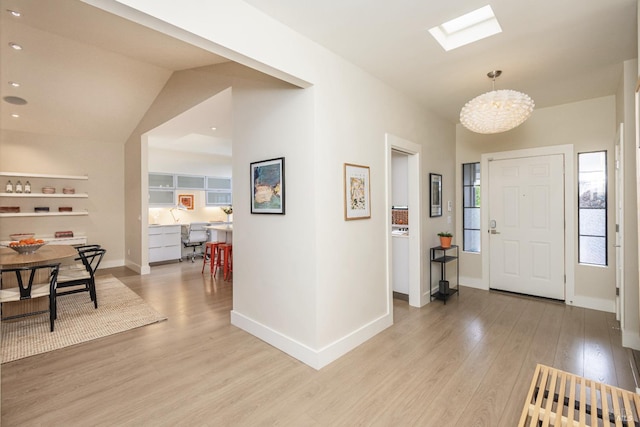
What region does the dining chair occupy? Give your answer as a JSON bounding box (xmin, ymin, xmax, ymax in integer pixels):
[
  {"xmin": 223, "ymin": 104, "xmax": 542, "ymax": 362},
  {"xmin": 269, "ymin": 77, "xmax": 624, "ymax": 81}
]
[
  {"xmin": 59, "ymin": 244, "xmax": 102, "ymax": 272},
  {"xmin": 0, "ymin": 263, "xmax": 61, "ymax": 332},
  {"xmin": 181, "ymin": 223, "xmax": 209, "ymax": 262},
  {"xmin": 57, "ymin": 247, "xmax": 106, "ymax": 309}
]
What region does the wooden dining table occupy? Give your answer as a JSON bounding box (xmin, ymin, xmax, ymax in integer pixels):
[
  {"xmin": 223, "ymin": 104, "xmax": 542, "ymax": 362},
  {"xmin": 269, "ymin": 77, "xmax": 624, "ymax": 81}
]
[{"xmin": 0, "ymin": 244, "xmax": 78, "ymax": 318}]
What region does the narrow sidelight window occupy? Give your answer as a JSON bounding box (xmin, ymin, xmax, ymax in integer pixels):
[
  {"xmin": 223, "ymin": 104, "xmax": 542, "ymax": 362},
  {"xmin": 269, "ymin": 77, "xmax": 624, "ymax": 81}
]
[
  {"xmin": 462, "ymin": 162, "xmax": 481, "ymax": 252},
  {"xmin": 578, "ymin": 151, "xmax": 607, "ymax": 266}
]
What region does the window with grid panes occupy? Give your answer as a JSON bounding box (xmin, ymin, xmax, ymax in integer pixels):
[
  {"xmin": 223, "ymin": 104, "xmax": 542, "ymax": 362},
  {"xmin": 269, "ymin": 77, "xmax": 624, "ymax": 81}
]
[{"xmin": 463, "ymin": 162, "xmax": 481, "ymax": 252}]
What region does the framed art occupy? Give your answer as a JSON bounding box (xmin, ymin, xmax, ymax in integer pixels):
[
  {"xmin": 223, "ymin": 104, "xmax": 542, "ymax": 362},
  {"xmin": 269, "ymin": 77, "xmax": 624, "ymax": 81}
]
[
  {"xmin": 430, "ymin": 173, "xmax": 442, "ymax": 217},
  {"xmin": 250, "ymin": 157, "xmax": 285, "ymax": 214},
  {"xmin": 178, "ymin": 194, "xmax": 194, "ymax": 210},
  {"xmin": 344, "ymin": 163, "xmax": 371, "ymax": 220}
]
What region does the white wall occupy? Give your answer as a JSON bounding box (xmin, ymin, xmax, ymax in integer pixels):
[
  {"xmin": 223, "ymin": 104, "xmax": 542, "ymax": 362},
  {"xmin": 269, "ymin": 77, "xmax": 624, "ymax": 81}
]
[
  {"xmin": 0, "ymin": 129, "xmax": 125, "ymax": 268},
  {"xmin": 456, "ymin": 96, "xmax": 618, "ymax": 311},
  {"xmin": 392, "ymin": 152, "xmax": 409, "ymax": 207},
  {"xmin": 107, "ymin": 0, "xmax": 455, "ymax": 368}
]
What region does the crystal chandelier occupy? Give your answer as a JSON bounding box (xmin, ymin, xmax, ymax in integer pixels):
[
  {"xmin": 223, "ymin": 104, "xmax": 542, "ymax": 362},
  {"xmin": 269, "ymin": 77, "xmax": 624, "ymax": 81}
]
[{"xmin": 460, "ymin": 70, "xmax": 534, "ymax": 134}]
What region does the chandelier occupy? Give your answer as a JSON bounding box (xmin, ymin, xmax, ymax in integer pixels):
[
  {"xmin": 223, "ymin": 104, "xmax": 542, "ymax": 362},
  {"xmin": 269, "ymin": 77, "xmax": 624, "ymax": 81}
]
[{"xmin": 460, "ymin": 70, "xmax": 534, "ymax": 134}]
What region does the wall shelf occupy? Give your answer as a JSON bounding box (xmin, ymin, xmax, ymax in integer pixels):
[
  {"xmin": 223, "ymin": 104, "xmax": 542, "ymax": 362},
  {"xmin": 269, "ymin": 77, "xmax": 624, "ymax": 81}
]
[
  {"xmin": 0, "ymin": 172, "xmax": 88, "ymax": 180},
  {"xmin": 0, "ymin": 192, "xmax": 88, "ymax": 198},
  {"xmin": 0, "ymin": 211, "xmax": 88, "ymax": 218}
]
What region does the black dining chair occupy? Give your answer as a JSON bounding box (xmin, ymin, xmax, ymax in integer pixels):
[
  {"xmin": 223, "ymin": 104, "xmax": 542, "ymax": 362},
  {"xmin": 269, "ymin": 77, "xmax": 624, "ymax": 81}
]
[
  {"xmin": 0, "ymin": 263, "xmax": 61, "ymax": 332},
  {"xmin": 57, "ymin": 247, "xmax": 106, "ymax": 309}
]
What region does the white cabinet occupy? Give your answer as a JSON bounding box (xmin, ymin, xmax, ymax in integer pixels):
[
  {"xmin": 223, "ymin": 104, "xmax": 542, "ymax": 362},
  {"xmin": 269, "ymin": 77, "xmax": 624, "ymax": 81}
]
[
  {"xmin": 148, "ymin": 225, "xmax": 181, "ymax": 263},
  {"xmin": 0, "ymin": 171, "xmax": 89, "ymax": 217},
  {"xmin": 392, "ymin": 235, "xmax": 409, "ymax": 295},
  {"xmin": 176, "ymin": 174, "xmax": 205, "ymax": 190},
  {"xmin": 206, "ymin": 176, "xmax": 232, "ymax": 206},
  {"xmin": 149, "ymin": 173, "xmax": 175, "ymax": 207},
  {"xmin": 149, "ymin": 189, "xmax": 175, "ymax": 206},
  {"xmin": 149, "ymin": 173, "xmax": 174, "ymax": 189}
]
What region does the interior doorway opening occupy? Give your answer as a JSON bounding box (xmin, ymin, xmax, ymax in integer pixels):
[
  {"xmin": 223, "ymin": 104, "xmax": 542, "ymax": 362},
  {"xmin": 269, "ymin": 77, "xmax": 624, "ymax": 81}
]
[{"xmin": 386, "ymin": 134, "xmax": 425, "ymax": 308}]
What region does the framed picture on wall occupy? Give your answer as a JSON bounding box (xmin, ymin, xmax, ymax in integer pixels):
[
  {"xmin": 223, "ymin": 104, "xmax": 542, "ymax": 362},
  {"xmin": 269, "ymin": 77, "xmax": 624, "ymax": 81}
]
[
  {"xmin": 430, "ymin": 173, "xmax": 442, "ymax": 217},
  {"xmin": 178, "ymin": 194, "xmax": 194, "ymax": 210},
  {"xmin": 250, "ymin": 157, "xmax": 285, "ymax": 214},
  {"xmin": 344, "ymin": 163, "xmax": 371, "ymax": 220}
]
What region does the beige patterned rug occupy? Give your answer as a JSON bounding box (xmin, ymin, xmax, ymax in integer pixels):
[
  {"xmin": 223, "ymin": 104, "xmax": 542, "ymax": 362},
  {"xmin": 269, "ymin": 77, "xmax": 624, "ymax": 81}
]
[{"xmin": 1, "ymin": 275, "xmax": 167, "ymax": 363}]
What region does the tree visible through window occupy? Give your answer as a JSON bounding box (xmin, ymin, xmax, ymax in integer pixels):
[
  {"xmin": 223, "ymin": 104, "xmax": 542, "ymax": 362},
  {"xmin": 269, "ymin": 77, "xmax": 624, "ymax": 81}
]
[
  {"xmin": 463, "ymin": 162, "xmax": 480, "ymax": 252},
  {"xmin": 578, "ymin": 151, "xmax": 607, "ymax": 265}
]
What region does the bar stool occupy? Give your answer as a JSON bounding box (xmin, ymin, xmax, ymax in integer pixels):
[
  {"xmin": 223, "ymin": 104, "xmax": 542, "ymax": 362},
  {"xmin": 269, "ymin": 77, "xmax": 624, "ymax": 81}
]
[
  {"xmin": 213, "ymin": 243, "xmax": 232, "ymax": 280},
  {"xmin": 202, "ymin": 242, "xmax": 224, "ymax": 275}
]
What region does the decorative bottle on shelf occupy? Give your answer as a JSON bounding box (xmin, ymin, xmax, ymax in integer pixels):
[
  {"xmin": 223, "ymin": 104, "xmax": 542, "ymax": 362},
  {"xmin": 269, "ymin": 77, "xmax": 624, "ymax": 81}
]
[
  {"xmin": 15, "ymin": 180, "xmax": 22, "ymax": 193},
  {"xmin": 24, "ymin": 180, "xmax": 31, "ymax": 193},
  {"xmin": 5, "ymin": 180, "xmax": 12, "ymax": 193}
]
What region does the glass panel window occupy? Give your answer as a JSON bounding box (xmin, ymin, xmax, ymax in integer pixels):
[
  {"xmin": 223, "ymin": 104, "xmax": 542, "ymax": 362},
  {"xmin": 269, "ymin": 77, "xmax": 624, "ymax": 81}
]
[
  {"xmin": 578, "ymin": 151, "xmax": 607, "ymax": 265},
  {"xmin": 462, "ymin": 162, "xmax": 481, "ymax": 252}
]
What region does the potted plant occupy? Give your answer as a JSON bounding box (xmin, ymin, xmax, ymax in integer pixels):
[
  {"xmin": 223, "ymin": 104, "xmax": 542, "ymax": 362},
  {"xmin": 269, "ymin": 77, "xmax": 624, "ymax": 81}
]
[{"xmin": 437, "ymin": 231, "xmax": 453, "ymax": 248}]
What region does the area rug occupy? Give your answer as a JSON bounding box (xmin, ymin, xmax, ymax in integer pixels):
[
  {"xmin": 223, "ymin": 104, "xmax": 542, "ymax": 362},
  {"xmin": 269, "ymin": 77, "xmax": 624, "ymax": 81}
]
[{"xmin": 1, "ymin": 275, "xmax": 167, "ymax": 363}]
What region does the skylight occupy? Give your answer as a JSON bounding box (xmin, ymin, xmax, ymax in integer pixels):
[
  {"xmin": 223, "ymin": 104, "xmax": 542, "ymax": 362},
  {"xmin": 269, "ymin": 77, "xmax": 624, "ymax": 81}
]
[{"xmin": 428, "ymin": 5, "xmax": 502, "ymax": 51}]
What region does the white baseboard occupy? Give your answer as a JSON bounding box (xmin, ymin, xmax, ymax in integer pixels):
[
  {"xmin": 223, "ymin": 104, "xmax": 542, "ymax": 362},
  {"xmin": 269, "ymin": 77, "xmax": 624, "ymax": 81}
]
[
  {"xmin": 570, "ymin": 295, "xmax": 615, "ymax": 313},
  {"xmin": 123, "ymin": 259, "xmax": 147, "ymax": 275},
  {"xmin": 622, "ymin": 329, "xmax": 640, "ymax": 350},
  {"xmin": 459, "ymin": 276, "xmax": 486, "ymax": 290},
  {"xmin": 230, "ymin": 310, "xmax": 393, "ymax": 370}
]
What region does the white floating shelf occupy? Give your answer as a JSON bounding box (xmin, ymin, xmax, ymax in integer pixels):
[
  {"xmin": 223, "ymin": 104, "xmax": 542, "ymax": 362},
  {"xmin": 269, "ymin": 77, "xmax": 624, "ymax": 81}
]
[
  {"xmin": 0, "ymin": 172, "xmax": 88, "ymax": 180},
  {"xmin": 0, "ymin": 211, "xmax": 88, "ymax": 217},
  {"xmin": 0, "ymin": 192, "xmax": 88, "ymax": 198}
]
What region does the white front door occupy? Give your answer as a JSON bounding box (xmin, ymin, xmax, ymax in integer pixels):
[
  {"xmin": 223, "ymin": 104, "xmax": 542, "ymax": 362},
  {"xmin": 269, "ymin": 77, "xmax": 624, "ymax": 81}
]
[{"xmin": 488, "ymin": 154, "xmax": 565, "ymax": 300}]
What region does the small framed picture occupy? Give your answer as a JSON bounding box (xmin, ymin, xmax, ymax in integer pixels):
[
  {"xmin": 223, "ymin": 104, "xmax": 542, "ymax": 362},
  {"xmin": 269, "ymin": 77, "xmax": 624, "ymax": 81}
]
[
  {"xmin": 430, "ymin": 173, "xmax": 442, "ymax": 217},
  {"xmin": 250, "ymin": 157, "xmax": 285, "ymax": 214},
  {"xmin": 344, "ymin": 163, "xmax": 371, "ymax": 220},
  {"xmin": 178, "ymin": 194, "xmax": 194, "ymax": 210}
]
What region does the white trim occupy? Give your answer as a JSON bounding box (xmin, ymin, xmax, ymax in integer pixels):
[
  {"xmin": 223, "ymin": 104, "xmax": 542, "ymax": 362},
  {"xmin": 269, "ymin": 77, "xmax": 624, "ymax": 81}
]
[
  {"xmin": 385, "ymin": 134, "xmax": 424, "ymax": 307},
  {"xmin": 125, "ymin": 259, "xmax": 147, "ymax": 275},
  {"xmin": 570, "ymin": 295, "xmax": 615, "ymax": 313},
  {"xmin": 459, "ymin": 276, "xmax": 484, "ymax": 289},
  {"xmin": 481, "ymin": 144, "xmax": 575, "ymax": 302},
  {"xmin": 622, "ymin": 329, "xmax": 640, "ymax": 350},
  {"xmin": 230, "ymin": 310, "xmax": 393, "ymax": 370}
]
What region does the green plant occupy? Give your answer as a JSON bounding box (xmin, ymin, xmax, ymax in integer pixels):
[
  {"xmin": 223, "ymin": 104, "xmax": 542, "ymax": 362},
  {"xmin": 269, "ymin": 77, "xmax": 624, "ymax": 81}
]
[{"xmin": 437, "ymin": 231, "xmax": 452, "ymax": 237}]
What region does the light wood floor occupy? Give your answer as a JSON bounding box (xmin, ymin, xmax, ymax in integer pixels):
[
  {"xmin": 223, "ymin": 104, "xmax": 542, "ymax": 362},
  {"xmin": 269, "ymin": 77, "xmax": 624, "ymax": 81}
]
[{"xmin": 1, "ymin": 261, "xmax": 636, "ymax": 426}]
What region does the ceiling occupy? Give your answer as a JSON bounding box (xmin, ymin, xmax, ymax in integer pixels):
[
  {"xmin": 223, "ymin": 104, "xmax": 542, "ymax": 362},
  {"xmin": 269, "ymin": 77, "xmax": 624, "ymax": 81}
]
[
  {"xmin": 243, "ymin": 0, "xmax": 638, "ymax": 122},
  {"xmin": 1, "ymin": 0, "xmax": 638, "ymax": 153}
]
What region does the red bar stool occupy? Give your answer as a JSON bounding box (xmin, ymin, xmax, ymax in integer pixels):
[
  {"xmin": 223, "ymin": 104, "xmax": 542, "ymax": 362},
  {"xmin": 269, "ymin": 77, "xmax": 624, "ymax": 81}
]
[
  {"xmin": 213, "ymin": 243, "xmax": 232, "ymax": 280},
  {"xmin": 202, "ymin": 242, "xmax": 224, "ymax": 275}
]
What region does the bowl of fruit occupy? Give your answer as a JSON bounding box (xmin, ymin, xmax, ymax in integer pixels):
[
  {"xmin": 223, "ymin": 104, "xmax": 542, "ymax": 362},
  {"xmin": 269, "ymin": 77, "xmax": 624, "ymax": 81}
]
[{"xmin": 8, "ymin": 237, "xmax": 46, "ymax": 254}]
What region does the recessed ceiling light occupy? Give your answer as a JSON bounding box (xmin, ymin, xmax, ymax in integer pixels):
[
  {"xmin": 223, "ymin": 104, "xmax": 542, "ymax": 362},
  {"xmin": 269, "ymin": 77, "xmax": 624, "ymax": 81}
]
[
  {"xmin": 9, "ymin": 42, "xmax": 23, "ymax": 50},
  {"xmin": 8, "ymin": 81, "xmax": 20, "ymax": 88},
  {"xmin": 11, "ymin": 113, "xmax": 20, "ymax": 118},
  {"xmin": 428, "ymin": 5, "xmax": 502, "ymax": 51},
  {"xmin": 7, "ymin": 9, "xmax": 21, "ymax": 17},
  {"xmin": 210, "ymin": 126, "xmax": 217, "ymax": 131},
  {"xmin": 3, "ymin": 96, "xmax": 27, "ymax": 105}
]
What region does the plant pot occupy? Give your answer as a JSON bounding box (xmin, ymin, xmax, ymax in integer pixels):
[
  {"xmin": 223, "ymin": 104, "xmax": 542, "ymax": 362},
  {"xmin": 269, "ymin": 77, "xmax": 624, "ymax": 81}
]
[{"xmin": 439, "ymin": 236, "xmax": 452, "ymax": 248}]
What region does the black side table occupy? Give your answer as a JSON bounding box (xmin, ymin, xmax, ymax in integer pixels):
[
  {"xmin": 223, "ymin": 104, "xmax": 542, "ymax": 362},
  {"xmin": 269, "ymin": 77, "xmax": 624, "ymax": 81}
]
[{"xmin": 429, "ymin": 245, "xmax": 459, "ymax": 304}]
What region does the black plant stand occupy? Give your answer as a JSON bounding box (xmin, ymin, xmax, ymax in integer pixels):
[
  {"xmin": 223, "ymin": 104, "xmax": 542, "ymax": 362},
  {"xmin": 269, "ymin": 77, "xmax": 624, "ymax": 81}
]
[{"xmin": 429, "ymin": 245, "xmax": 459, "ymax": 304}]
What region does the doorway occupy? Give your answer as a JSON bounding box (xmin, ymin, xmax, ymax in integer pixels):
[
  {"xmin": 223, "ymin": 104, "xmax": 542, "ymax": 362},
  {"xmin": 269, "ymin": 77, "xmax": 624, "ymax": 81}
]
[
  {"xmin": 386, "ymin": 134, "xmax": 424, "ymax": 308},
  {"xmin": 481, "ymin": 145, "xmax": 576, "ymax": 302},
  {"xmin": 488, "ymin": 154, "xmax": 565, "ymax": 299}
]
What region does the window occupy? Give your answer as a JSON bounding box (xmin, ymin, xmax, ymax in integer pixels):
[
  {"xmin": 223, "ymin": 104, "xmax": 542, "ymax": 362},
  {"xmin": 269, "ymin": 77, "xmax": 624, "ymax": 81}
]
[
  {"xmin": 462, "ymin": 162, "xmax": 481, "ymax": 252},
  {"xmin": 578, "ymin": 151, "xmax": 607, "ymax": 265}
]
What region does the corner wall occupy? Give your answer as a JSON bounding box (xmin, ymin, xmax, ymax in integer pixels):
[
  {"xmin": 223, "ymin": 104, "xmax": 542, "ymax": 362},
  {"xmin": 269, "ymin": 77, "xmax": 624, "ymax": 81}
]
[{"xmin": 110, "ymin": 0, "xmax": 455, "ymax": 369}]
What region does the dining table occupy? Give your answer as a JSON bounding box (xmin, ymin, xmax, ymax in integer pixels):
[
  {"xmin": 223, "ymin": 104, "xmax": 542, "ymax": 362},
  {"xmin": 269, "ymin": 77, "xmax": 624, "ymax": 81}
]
[{"xmin": 0, "ymin": 244, "xmax": 78, "ymax": 318}]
